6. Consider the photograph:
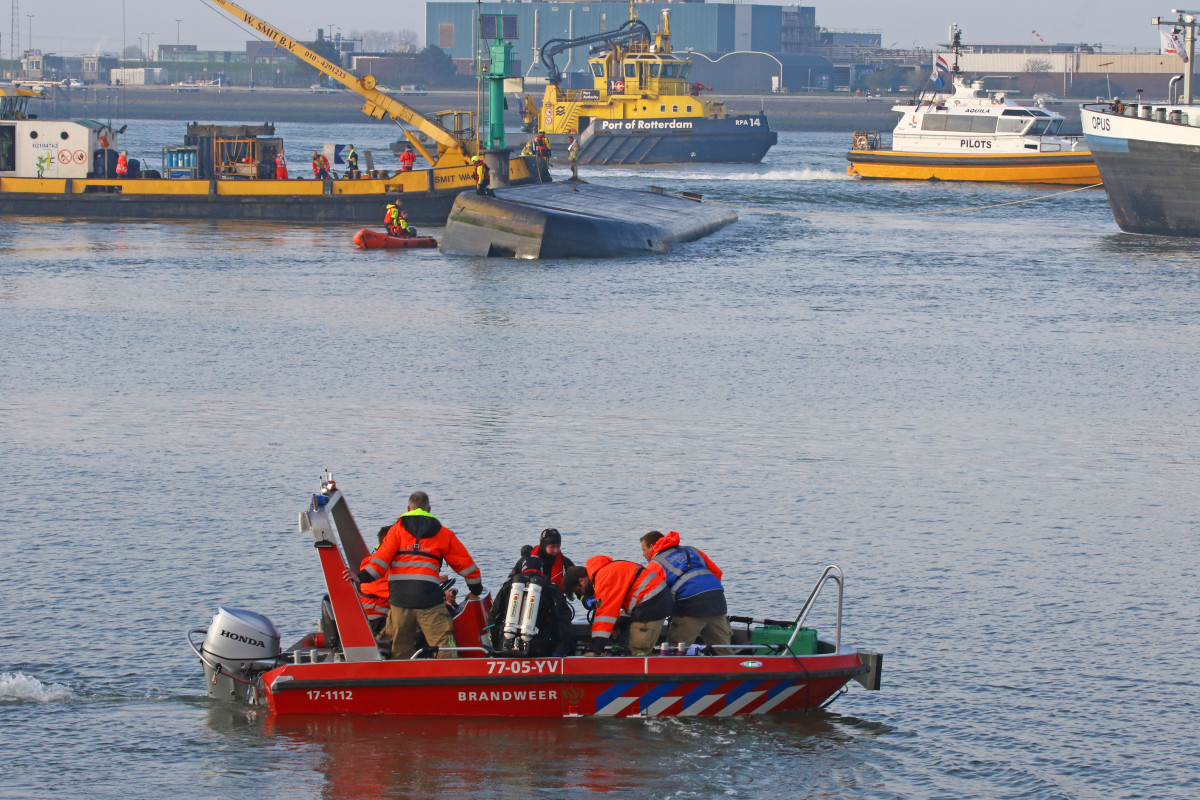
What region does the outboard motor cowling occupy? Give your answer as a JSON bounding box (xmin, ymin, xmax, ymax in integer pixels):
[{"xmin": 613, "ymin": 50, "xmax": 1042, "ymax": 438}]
[{"xmin": 199, "ymin": 607, "xmax": 280, "ymax": 704}]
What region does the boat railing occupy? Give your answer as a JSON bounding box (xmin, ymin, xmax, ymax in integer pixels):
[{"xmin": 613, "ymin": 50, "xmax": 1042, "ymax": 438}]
[
  {"xmin": 850, "ymin": 130, "xmax": 883, "ymax": 151},
  {"xmin": 790, "ymin": 565, "xmax": 844, "ymax": 654},
  {"xmin": 1116, "ymin": 103, "xmax": 1200, "ymax": 127}
]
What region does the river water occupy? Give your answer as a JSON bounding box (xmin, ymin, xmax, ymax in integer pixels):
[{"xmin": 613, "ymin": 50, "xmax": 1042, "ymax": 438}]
[{"xmin": 2, "ymin": 121, "xmax": 1198, "ymax": 799}]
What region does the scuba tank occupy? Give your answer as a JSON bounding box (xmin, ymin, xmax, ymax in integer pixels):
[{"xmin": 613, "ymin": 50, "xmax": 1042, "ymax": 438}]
[
  {"xmin": 517, "ymin": 580, "xmax": 543, "ymax": 648},
  {"xmin": 501, "ymin": 576, "xmax": 527, "ymax": 648}
]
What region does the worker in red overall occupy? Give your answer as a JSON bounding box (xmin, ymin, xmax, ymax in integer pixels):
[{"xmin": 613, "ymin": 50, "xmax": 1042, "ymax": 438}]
[
  {"xmin": 564, "ymin": 555, "xmax": 671, "ymax": 655},
  {"xmin": 399, "ymin": 145, "xmax": 417, "ymax": 172},
  {"xmin": 275, "ymin": 149, "xmax": 288, "ymax": 180},
  {"xmin": 311, "ymin": 150, "xmax": 330, "ymax": 179},
  {"xmin": 115, "ymin": 150, "xmax": 128, "ymax": 177}
]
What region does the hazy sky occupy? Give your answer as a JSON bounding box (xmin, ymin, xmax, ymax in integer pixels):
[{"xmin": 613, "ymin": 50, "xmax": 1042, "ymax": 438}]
[{"xmin": 15, "ymin": 0, "xmax": 1175, "ymax": 58}]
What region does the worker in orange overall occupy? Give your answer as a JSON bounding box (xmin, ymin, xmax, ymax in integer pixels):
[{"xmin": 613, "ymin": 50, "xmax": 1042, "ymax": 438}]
[
  {"xmin": 564, "ymin": 555, "xmax": 671, "ymax": 656},
  {"xmin": 115, "ymin": 150, "xmax": 128, "ymax": 177},
  {"xmin": 345, "ymin": 491, "xmax": 483, "ymax": 659},
  {"xmin": 357, "ymin": 527, "xmax": 392, "ymax": 637},
  {"xmin": 275, "ymin": 149, "xmax": 288, "ymax": 180},
  {"xmin": 399, "ymin": 144, "xmax": 417, "ymax": 172}
]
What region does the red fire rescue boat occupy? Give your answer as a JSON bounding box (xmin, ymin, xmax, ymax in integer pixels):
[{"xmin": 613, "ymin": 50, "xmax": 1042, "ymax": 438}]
[{"xmin": 189, "ymin": 475, "xmax": 882, "ymax": 717}]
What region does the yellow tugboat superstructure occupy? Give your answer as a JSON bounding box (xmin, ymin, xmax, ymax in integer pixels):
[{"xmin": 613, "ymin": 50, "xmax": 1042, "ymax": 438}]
[{"xmin": 528, "ymin": 6, "xmax": 776, "ymax": 165}]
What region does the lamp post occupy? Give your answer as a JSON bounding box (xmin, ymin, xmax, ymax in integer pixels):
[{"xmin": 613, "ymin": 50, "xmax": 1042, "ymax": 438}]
[
  {"xmin": 175, "ymin": 19, "xmax": 182, "ymax": 46},
  {"xmin": 146, "ymin": 32, "xmax": 155, "ymax": 64},
  {"xmin": 138, "ymin": 31, "xmax": 147, "ymax": 63},
  {"xmin": 26, "ymin": 14, "xmax": 33, "ymax": 52}
]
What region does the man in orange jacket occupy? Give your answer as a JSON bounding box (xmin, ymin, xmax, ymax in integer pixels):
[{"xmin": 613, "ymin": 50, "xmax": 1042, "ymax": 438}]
[
  {"xmin": 642, "ymin": 530, "xmax": 731, "ymax": 647},
  {"xmin": 564, "ymin": 555, "xmax": 671, "ymax": 655},
  {"xmin": 346, "ymin": 491, "xmax": 483, "ymax": 659}
]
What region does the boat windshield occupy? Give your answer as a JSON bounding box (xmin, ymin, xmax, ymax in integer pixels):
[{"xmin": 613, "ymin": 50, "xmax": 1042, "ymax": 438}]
[
  {"xmin": 1046, "ymin": 118, "xmax": 1063, "ymax": 135},
  {"xmin": 1029, "ymin": 118, "xmax": 1052, "ymax": 135},
  {"xmin": 590, "ymin": 62, "xmax": 605, "ymax": 78}
]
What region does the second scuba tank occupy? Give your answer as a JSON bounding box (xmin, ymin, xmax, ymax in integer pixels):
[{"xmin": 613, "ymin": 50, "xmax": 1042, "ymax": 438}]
[
  {"xmin": 501, "ymin": 577, "xmax": 527, "ymax": 647},
  {"xmin": 517, "ymin": 580, "xmax": 543, "ymax": 646}
]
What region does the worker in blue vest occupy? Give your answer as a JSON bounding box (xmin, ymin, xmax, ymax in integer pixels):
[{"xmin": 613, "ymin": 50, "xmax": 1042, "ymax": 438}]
[{"xmin": 641, "ymin": 530, "xmax": 731, "ymax": 648}]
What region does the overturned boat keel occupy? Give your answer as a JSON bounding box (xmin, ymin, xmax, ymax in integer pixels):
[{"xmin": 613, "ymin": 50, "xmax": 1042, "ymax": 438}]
[{"xmin": 440, "ymin": 182, "xmax": 737, "ymax": 259}]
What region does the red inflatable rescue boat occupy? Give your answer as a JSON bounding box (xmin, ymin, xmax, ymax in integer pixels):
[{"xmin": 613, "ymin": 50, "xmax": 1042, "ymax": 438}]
[
  {"xmin": 353, "ymin": 228, "xmax": 438, "ymax": 249},
  {"xmin": 189, "ymin": 474, "xmax": 882, "ymax": 717}
]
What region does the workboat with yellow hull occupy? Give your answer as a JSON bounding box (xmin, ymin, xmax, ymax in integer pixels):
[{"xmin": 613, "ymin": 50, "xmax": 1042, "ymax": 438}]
[
  {"xmin": 0, "ymin": 1, "xmax": 550, "ymax": 224},
  {"xmin": 524, "ymin": 11, "xmax": 776, "ymax": 166},
  {"xmin": 188, "ymin": 475, "xmax": 882, "ymax": 717},
  {"xmin": 0, "ymin": 112, "xmax": 544, "ymax": 225},
  {"xmin": 846, "ymin": 26, "xmax": 1099, "ymax": 185}
]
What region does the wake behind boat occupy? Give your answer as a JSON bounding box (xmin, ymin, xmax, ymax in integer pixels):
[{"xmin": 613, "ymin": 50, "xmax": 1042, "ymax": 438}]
[
  {"xmin": 188, "ymin": 475, "xmax": 882, "ymax": 717},
  {"xmin": 846, "ymin": 26, "xmax": 1099, "ymax": 185}
]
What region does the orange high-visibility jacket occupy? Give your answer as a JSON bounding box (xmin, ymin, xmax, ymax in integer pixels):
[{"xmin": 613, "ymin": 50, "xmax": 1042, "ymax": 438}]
[
  {"xmin": 585, "ymin": 555, "xmax": 667, "ymax": 640},
  {"xmin": 359, "ymin": 508, "xmax": 482, "ymax": 609},
  {"xmin": 357, "ymin": 551, "xmax": 390, "ymax": 620}
]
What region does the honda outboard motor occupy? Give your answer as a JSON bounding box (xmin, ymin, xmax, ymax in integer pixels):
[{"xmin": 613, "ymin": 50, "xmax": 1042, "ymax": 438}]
[{"xmin": 198, "ymin": 607, "xmax": 280, "ymax": 704}]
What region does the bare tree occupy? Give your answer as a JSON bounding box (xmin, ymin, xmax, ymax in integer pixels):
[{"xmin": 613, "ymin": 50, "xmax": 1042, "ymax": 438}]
[{"xmin": 1024, "ymin": 57, "xmax": 1052, "ymax": 95}]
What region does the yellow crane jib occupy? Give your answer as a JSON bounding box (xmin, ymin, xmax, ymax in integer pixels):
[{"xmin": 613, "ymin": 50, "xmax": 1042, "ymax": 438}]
[{"xmin": 202, "ymin": 0, "xmax": 475, "ymax": 166}]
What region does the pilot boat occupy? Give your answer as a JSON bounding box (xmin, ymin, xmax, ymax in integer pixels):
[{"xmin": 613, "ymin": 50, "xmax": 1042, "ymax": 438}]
[
  {"xmin": 846, "ymin": 27, "xmax": 1099, "ymax": 184},
  {"xmin": 188, "ymin": 474, "xmax": 882, "ymax": 717}
]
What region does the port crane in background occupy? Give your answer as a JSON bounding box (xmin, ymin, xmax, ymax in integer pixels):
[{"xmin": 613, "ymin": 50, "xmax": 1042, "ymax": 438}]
[{"xmin": 201, "ymin": 0, "xmax": 477, "ymax": 168}]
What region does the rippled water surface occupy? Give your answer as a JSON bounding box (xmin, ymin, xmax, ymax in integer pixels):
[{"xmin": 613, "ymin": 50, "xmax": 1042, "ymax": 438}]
[{"xmin": 2, "ymin": 122, "xmax": 1199, "ymax": 800}]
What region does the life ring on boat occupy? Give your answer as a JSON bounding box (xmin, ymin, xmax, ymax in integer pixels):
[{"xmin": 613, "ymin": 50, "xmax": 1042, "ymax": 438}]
[{"xmin": 852, "ymin": 132, "xmax": 869, "ymax": 150}]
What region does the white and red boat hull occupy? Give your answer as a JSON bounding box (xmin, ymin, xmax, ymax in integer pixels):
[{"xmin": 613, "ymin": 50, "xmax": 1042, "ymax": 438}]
[
  {"xmin": 259, "ymin": 652, "xmax": 869, "ymax": 717},
  {"xmin": 192, "ymin": 477, "xmax": 881, "ymax": 717}
]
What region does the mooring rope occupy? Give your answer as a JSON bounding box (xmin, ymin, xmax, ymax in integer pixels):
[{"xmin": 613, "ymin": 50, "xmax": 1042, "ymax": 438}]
[{"xmin": 679, "ymin": 183, "xmax": 1104, "ymax": 218}]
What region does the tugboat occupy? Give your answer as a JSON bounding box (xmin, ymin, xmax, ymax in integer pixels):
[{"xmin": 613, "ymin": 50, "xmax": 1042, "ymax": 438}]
[
  {"xmin": 524, "ymin": 8, "xmax": 777, "ymax": 165},
  {"xmin": 846, "ymin": 26, "xmax": 1099, "ymax": 185},
  {"xmin": 188, "ymin": 474, "xmax": 882, "ymax": 717}
]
